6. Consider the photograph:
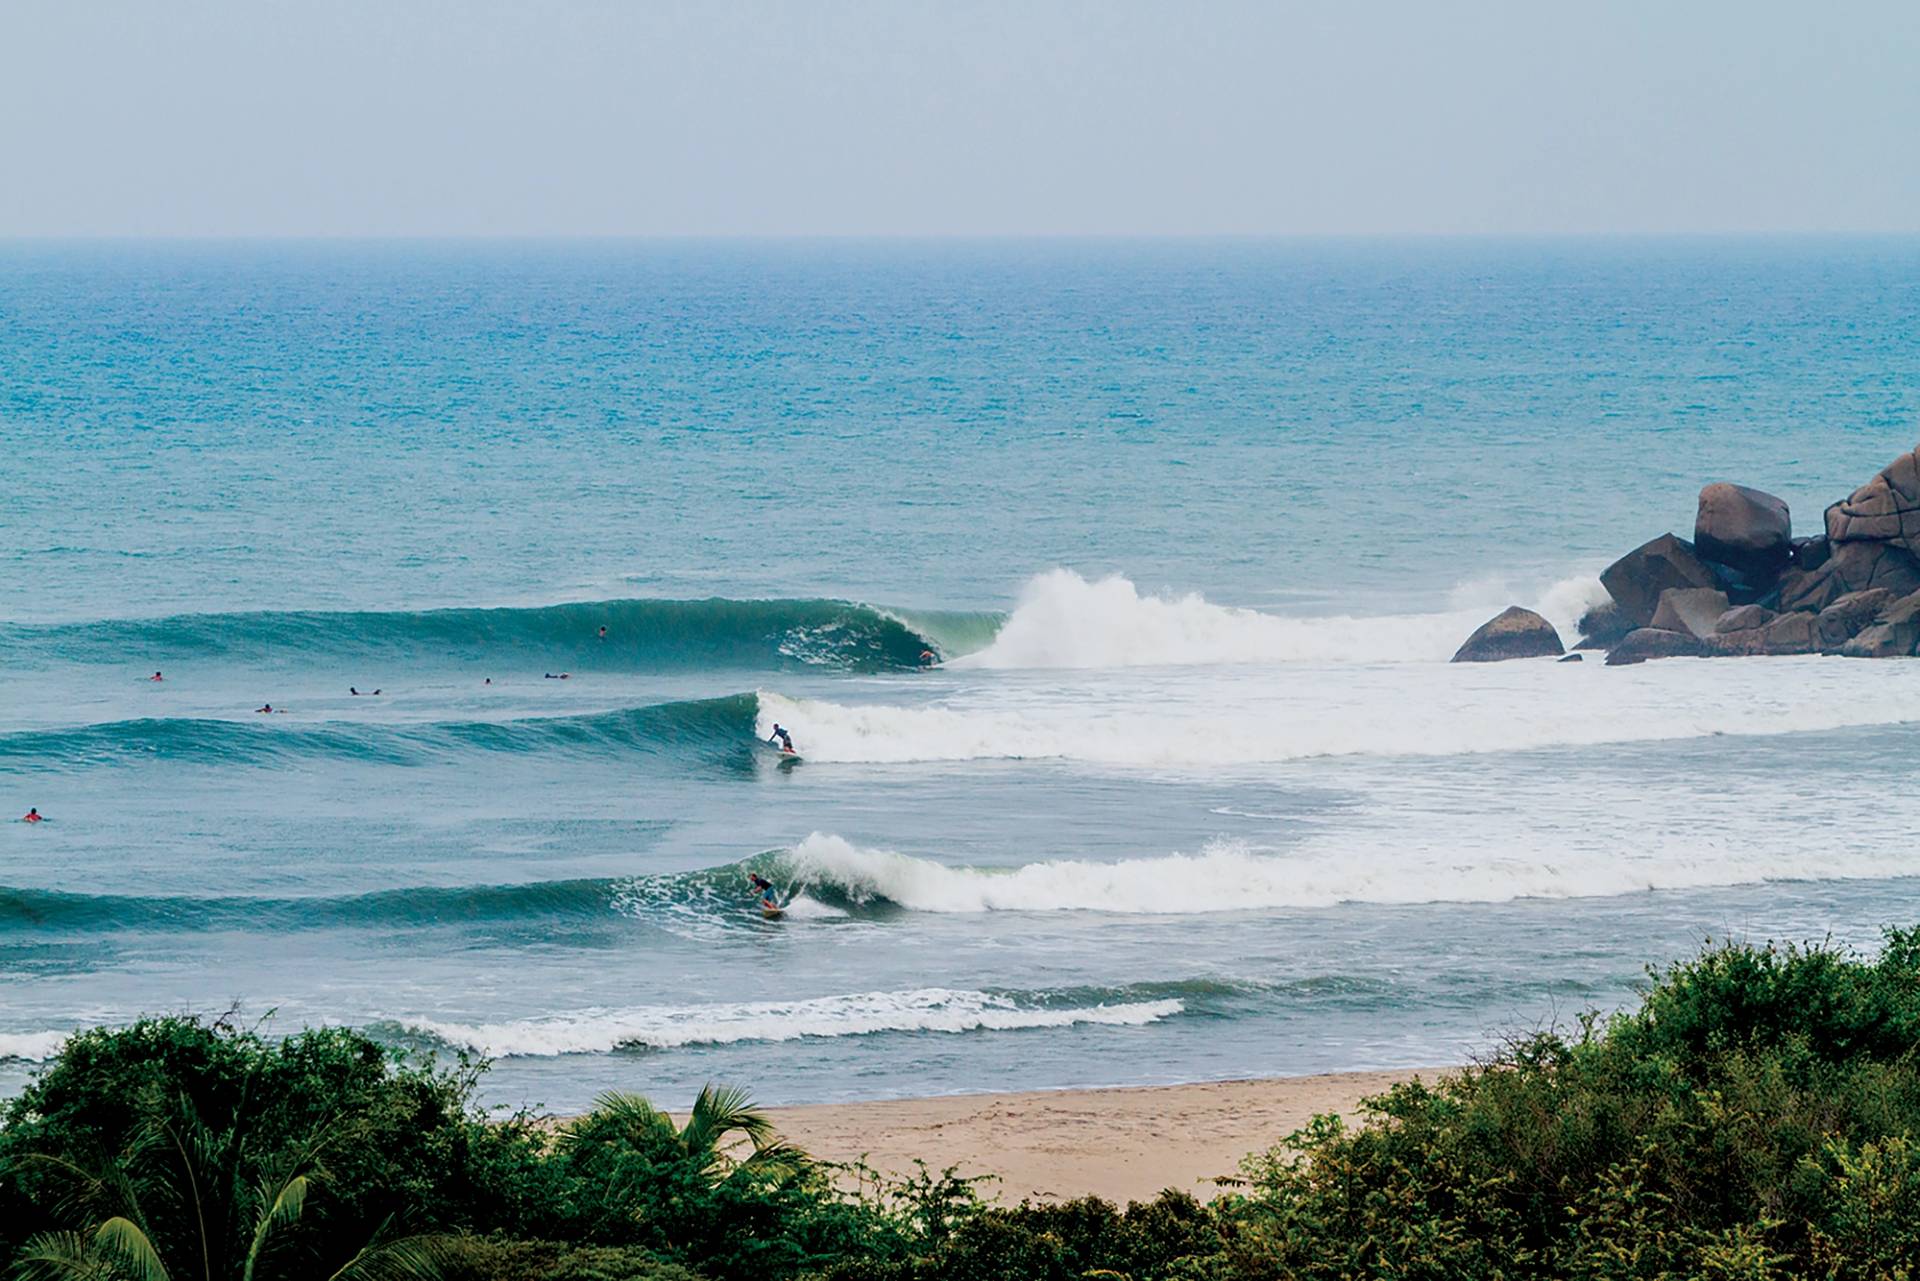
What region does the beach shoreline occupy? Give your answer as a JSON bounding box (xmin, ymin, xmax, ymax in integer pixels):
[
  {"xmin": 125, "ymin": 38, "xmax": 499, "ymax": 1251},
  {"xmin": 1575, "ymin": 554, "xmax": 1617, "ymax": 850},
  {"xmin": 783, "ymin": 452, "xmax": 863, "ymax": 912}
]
[{"xmin": 745, "ymin": 1068, "xmax": 1445, "ymax": 1205}]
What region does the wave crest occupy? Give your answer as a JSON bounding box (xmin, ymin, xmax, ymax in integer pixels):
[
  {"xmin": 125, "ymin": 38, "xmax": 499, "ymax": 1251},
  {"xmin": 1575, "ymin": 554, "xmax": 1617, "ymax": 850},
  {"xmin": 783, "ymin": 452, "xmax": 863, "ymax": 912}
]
[{"xmin": 379, "ymin": 987, "xmax": 1183, "ymax": 1057}]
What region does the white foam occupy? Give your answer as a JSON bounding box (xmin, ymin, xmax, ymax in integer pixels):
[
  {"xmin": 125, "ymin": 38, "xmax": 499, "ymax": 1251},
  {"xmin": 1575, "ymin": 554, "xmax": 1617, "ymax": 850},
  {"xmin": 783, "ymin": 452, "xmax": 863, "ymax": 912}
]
[
  {"xmin": 958, "ymin": 569, "xmax": 1487, "ymax": 668},
  {"xmin": 397, "ymin": 988, "xmax": 1181, "ymax": 1057},
  {"xmin": 783, "ymin": 811, "xmax": 1920, "ymax": 914},
  {"xmin": 0, "ymin": 1030, "xmax": 69, "ymax": 1062},
  {"xmin": 757, "ymin": 653, "xmax": 1920, "ymax": 768},
  {"xmin": 951, "ymin": 569, "xmax": 1609, "ymax": 671}
]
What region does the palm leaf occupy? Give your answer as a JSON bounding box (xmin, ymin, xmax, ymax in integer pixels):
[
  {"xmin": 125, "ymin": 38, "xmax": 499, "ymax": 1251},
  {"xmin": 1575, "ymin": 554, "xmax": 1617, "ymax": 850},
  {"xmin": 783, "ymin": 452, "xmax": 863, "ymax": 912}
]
[
  {"xmin": 11, "ymin": 1231, "xmax": 114, "ymax": 1281},
  {"xmin": 241, "ymin": 1173, "xmax": 310, "ymax": 1281},
  {"xmin": 325, "ymin": 1235, "xmax": 460, "ymax": 1281},
  {"xmin": 91, "ymin": 1217, "xmax": 170, "ymax": 1281},
  {"xmin": 565, "ymin": 1091, "xmax": 675, "ymax": 1147},
  {"xmin": 682, "ymin": 1083, "xmax": 775, "ymax": 1157}
]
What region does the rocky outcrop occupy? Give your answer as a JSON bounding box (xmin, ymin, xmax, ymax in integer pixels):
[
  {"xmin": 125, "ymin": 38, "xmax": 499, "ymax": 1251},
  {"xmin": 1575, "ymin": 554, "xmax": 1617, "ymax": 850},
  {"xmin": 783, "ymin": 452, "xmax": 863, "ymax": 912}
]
[
  {"xmin": 1599, "ymin": 535, "xmax": 1723, "ymax": 628},
  {"xmin": 1776, "ymin": 540, "xmax": 1920, "ymax": 614},
  {"xmin": 1840, "ymin": 592, "xmax": 1920, "ymax": 658},
  {"xmin": 1451, "ymin": 606, "xmax": 1565, "ymax": 662},
  {"xmin": 1650, "ymin": 587, "xmax": 1729, "ymax": 640},
  {"xmin": 1695, "ymin": 483, "xmax": 1791, "ymax": 578},
  {"xmin": 1457, "ymin": 440, "xmax": 1920, "ymax": 666},
  {"xmin": 1714, "ymin": 604, "xmax": 1776, "ymax": 633},
  {"xmin": 1815, "ymin": 589, "xmax": 1899, "ymax": 651},
  {"xmin": 1604, "ymin": 628, "xmax": 1707, "ymax": 665},
  {"xmin": 1826, "ymin": 445, "xmax": 1920, "ymax": 556},
  {"xmin": 1704, "ymin": 611, "xmax": 1817, "ymax": 657}
]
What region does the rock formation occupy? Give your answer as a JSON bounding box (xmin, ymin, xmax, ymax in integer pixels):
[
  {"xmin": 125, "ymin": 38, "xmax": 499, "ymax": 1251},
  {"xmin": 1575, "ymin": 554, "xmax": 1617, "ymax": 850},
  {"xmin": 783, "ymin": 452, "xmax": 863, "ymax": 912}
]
[
  {"xmin": 1599, "ymin": 535, "xmax": 1723, "ymax": 628},
  {"xmin": 1604, "ymin": 627, "xmax": 1707, "ymax": 665},
  {"xmin": 1451, "ymin": 606, "xmax": 1565, "ymax": 662},
  {"xmin": 1649, "ymin": 587, "xmax": 1729, "ymax": 640},
  {"xmin": 1826, "ymin": 444, "xmax": 1920, "ymax": 556},
  {"xmin": 1458, "ymin": 440, "xmax": 1920, "ymax": 666},
  {"xmin": 1695, "ymin": 483, "xmax": 1792, "ymax": 577}
]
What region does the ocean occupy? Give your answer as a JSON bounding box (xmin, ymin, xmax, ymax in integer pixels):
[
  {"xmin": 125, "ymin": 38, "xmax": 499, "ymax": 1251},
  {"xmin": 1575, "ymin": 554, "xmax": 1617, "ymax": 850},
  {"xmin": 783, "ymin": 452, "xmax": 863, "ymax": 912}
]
[{"xmin": 4, "ymin": 238, "xmax": 1920, "ymax": 1112}]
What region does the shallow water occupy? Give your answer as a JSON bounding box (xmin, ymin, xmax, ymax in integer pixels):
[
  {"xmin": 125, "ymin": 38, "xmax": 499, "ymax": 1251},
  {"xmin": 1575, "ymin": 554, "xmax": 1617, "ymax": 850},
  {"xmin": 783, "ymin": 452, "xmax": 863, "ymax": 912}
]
[{"xmin": 3, "ymin": 239, "xmax": 1919, "ymax": 1110}]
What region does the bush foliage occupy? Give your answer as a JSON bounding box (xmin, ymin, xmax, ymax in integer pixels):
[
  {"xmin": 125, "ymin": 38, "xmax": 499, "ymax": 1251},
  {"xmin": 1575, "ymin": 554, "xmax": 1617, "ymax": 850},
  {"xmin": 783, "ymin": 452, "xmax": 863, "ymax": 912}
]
[{"xmin": 8, "ymin": 930, "xmax": 1920, "ymax": 1279}]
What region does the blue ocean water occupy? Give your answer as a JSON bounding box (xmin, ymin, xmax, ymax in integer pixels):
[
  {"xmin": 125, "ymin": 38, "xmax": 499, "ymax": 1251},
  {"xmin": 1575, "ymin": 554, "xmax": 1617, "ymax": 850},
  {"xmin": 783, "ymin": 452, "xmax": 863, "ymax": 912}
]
[{"xmin": 3, "ymin": 239, "xmax": 1920, "ymax": 1110}]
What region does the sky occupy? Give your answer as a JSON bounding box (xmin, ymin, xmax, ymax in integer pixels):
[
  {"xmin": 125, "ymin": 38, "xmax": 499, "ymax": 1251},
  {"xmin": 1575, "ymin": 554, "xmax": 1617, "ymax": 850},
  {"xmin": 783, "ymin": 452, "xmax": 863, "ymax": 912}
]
[{"xmin": 1, "ymin": 0, "xmax": 1917, "ymax": 238}]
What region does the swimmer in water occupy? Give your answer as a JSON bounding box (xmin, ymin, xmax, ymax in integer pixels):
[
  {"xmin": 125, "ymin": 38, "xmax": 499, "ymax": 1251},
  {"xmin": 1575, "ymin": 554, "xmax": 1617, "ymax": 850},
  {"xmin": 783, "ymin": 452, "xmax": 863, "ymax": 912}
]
[
  {"xmin": 256, "ymin": 704, "xmax": 284, "ymax": 714},
  {"xmin": 21, "ymin": 808, "xmax": 43, "ymax": 823},
  {"xmin": 598, "ymin": 625, "xmax": 607, "ymax": 640},
  {"xmin": 349, "ymin": 688, "xmax": 383, "ymax": 696},
  {"xmin": 149, "ymin": 671, "xmax": 164, "ymax": 682},
  {"xmin": 544, "ymin": 672, "xmax": 571, "ymax": 680}
]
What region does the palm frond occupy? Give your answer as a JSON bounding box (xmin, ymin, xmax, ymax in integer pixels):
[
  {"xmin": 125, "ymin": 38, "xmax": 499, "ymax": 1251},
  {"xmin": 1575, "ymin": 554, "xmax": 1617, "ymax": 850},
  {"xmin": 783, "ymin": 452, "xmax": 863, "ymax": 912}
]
[
  {"xmin": 324, "ymin": 1235, "xmax": 461, "ymax": 1281},
  {"xmin": 682, "ymin": 1083, "xmax": 775, "ymax": 1156},
  {"xmin": 11, "ymin": 1231, "xmax": 115, "ymax": 1281},
  {"xmin": 241, "ymin": 1173, "xmax": 310, "ymax": 1281},
  {"xmin": 735, "ymin": 1138, "xmax": 811, "ymax": 1183},
  {"xmin": 565, "ymin": 1090, "xmax": 674, "ymax": 1147},
  {"xmin": 91, "ymin": 1217, "xmax": 170, "ymax": 1281}
]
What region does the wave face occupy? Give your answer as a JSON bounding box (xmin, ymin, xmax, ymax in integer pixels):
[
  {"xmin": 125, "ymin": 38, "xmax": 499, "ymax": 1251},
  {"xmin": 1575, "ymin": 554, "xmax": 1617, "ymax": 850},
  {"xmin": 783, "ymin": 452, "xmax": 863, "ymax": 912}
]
[
  {"xmin": 377, "ymin": 986, "xmax": 1186, "ymax": 1058},
  {"xmin": 0, "ymin": 598, "xmax": 1001, "ymax": 673},
  {"xmin": 955, "ymin": 569, "xmax": 1607, "ymax": 669},
  {"xmin": 0, "ymin": 693, "xmax": 760, "ymax": 772},
  {"xmin": 0, "ymin": 877, "xmax": 640, "ymax": 935}
]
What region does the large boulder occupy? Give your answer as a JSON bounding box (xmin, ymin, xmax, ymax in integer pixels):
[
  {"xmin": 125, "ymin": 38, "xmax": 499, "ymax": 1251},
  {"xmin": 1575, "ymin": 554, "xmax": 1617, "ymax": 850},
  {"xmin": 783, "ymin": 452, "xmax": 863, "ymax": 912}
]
[
  {"xmin": 1695, "ymin": 483, "xmax": 1792, "ymax": 578},
  {"xmin": 1815, "ymin": 588, "xmax": 1898, "ymax": 651},
  {"xmin": 1704, "ymin": 611, "xmax": 1817, "ymax": 657},
  {"xmin": 1840, "ymin": 590, "xmax": 1920, "ymax": 658},
  {"xmin": 1650, "ymin": 587, "xmax": 1730, "ymax": 640},
  {"xmin": 1599, "ymin": 535, "xmax": 1724, "ymax": 628},
  {"xmin": 1714, "ymin": 604, "xmax": 1776, "ymax": 634},
  {"xmin": 1826, "ymin": 443, "xmax": 1920, "ymax": 555},
  {"xmin": 1605, "ymin": 627, "xmax": 1708, "ymax": 666},
  {"xmin": 1452, "ymin": 606, "xmax": 1565, "ymax": 662},
  {"xmin": 1775, "ymin": 541, "xmax": 1920, "ymax": 614},
  {"xmin": 1575, "ymin": 600, "xmax": 1634, "ymax": 649}
]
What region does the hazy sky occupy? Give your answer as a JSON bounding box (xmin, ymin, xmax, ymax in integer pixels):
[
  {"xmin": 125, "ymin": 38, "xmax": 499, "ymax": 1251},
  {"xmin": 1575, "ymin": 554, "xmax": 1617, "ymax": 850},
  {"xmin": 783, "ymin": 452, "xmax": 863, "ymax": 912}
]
[{"xmin": 3, "ymin": 0, "xmax": 1916, "ymax": 237}]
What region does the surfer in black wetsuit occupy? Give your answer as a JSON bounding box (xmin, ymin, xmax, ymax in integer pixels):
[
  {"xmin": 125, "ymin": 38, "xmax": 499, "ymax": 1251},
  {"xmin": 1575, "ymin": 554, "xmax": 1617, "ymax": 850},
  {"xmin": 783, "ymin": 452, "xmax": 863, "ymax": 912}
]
[
  {"xmin": 749, "ymin": 873, "xmax": 780, "ymax": 910},
  {"xmin": 768, "ymin": 724, "xmax": 795, "ymax": 753}
]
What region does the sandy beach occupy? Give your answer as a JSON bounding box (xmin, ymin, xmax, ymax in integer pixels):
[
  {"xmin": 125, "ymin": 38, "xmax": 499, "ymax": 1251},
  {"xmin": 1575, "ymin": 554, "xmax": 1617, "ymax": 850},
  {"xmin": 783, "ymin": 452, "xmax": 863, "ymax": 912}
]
[{"xmin": 758, "ymin": 1068, "xmax": 1441, "ymax": 1205}]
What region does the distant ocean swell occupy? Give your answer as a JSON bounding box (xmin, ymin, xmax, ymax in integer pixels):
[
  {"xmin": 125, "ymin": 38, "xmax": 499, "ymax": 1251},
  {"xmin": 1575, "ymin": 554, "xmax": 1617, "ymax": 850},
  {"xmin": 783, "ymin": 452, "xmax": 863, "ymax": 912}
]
[{"xmin": 0, "ymin": 597, "xmax": 999, "ymax": 673}]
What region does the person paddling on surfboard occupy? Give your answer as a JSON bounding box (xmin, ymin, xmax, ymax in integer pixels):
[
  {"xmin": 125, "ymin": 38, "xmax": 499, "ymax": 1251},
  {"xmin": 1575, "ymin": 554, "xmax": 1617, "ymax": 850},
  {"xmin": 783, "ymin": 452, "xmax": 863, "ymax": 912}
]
[
  {"xmin": 767, "ymin": 724, "xmax": 795, "ymax": 754},
  {"xmin": 748, "ymin": 873, "xmax": 780, "ymax": 911}
]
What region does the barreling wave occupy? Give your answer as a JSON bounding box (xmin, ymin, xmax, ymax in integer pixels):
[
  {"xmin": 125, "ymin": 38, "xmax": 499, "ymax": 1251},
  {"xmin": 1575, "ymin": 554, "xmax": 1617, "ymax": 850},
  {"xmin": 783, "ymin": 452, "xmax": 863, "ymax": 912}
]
[
  {"xmin": 0, "ymin": 597, "xmax": 1001, "ymax": 673},
  {"xmin": 0, "ymin": 693, "xmax": 760, "ymax": 772},
  {"xmin": 373, "ymin": 984, "xmax": 1189, "ymax": 1058}
]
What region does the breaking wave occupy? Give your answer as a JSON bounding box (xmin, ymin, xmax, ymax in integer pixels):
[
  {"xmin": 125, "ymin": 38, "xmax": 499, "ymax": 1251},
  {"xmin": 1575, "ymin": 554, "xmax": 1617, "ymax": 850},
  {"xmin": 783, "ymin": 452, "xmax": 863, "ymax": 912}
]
[
  {"xmin": 375, "ymin": 986, "xmax": 1186, "ymax": 1058},
  {"xmin": 0, "ymin": 597, "xmax": 999, "ymax": 673},
  {"xmin": 954, "ymin": 569, "xmax": 1606, "ymax": 669}
]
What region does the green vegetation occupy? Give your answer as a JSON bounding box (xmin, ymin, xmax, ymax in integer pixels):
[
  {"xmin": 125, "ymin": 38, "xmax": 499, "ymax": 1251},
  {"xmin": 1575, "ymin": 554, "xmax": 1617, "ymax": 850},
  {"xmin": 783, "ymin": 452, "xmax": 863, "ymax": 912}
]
[{"xmin": 8, "ymin": 930, "xmax": 1920, "ymax": 1278}]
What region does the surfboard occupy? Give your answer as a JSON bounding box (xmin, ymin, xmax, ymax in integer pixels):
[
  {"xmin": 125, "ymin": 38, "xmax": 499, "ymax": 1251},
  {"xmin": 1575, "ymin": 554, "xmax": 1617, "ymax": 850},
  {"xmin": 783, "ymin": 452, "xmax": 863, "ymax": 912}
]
[{"xmin": 761, "ymin": 903, "xmax": 785, "ymax": 918}]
